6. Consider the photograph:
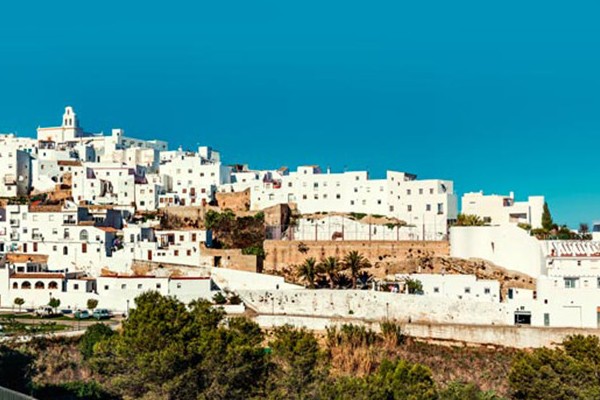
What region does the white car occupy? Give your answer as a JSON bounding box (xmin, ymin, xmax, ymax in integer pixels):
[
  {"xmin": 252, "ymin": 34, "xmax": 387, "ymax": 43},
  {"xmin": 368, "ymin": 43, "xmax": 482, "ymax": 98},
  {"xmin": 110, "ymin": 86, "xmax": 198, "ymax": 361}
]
[{"xmin": 35, "ymin": 306, "xmax": 54, "ymax": 317}]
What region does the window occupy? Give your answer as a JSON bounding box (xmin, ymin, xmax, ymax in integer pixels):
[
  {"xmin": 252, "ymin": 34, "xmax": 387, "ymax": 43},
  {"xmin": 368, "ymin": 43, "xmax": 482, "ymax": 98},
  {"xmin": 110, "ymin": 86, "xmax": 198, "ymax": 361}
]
[
  {"xmin": 407, "ymin": 205, "xmax": 412, "ymax": 212},
  {"xmin": 484, "ymin": 287, "xmax": 491, "ymax": 294},
  {"xmin": 104, "ymin": 285, "xmax": 109, "ymax": 290},
  {"xmin": 156, "ymin": 283, "xmax": 161, "ymax": 289},
  {"xmin": 63, "ymin": 246, "xmax": 68, "ymax": 255},
  {"xmin": 74, "ymin": 284, "xmax": 79, "ymax": 290},
  {"xmin": 389, "ymin": 206, "xmax": 394, "ymax": 212},
  {"xmin": 464, "ymin": 287, "xmax": 471, "ymax": 294},
  {"xmin": 350, "ymin": 200, "xmax": 355, "ymax": 205},
  {"xmin": 407, "ymin": 189, "xmax": 411, "ymax": 195},
  {"xmin": 430, "ymin": 188, "xmax": 434, "ymax": 194},
  {"xmin": 336, "ymin": 194, "xmax": 341, "ymax": 199},
  {"xmin": 121, "ymin": 284, "xmax": 127, "ymax": 289},
  {"xmin": 177, "ymin": 283, "xmax": 182, "ymax": 289},
  {"xmin": 80, "ymin": 230, "xmax": 88, "ymax": 241},
  {"xmin": 564, "ymin": 277, "xmax": 579, "ymax": 289},
  {"xmin": 433, "ymin": 287, "xmax": 439, "ymax": 293},
  {"xmin": 419, "ymin": 188, "xmax": 423, "ymax": 195},
  {"xmin": 187, "ymin": 250, "xmax": 191, "ymax": 256},
  {"xmin": 138, "ymin": 284, "xmax": 143, "ymax": 289},
  {"xmin": 426, "ymin": 204, "xmax": 431, "ymax": 211}
]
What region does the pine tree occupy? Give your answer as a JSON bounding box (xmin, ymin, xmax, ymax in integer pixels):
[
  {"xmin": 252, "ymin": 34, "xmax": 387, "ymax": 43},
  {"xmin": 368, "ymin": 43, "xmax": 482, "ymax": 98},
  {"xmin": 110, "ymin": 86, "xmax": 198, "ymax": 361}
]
[{"xmin": 542, "ymin": 202, "xmax": 553, "ymax": 231}]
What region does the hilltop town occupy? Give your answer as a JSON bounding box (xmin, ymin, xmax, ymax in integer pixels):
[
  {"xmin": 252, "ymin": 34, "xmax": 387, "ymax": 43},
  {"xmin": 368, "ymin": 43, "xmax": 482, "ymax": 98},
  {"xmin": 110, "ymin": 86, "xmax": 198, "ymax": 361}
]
[{"xmin": 0, "ymin": 106, "xmax": 598, "ymax": 348}]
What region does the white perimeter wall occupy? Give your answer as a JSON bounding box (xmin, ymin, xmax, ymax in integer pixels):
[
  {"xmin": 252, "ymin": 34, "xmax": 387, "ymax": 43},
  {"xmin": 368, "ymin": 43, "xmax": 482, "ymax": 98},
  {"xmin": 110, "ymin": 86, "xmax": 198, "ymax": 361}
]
[
  {"xmin": 450, "ymin": 225, "xmax": 545, "ymax": 277},
  {"xmin": 239, "ymin": 289, "xmax": 512, "ymax": 326}
]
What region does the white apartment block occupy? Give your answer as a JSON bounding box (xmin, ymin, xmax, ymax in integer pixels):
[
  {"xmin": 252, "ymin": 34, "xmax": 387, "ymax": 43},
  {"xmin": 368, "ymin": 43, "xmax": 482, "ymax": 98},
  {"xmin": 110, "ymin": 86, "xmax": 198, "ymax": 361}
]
[
  {"xmin": 159, "ymin": 146, "xmax": 231, "ymax": 207},
  {"xmin": 249, "ymin": 166, "xmax": 457, "ymax": 239},
  {"xmin": 461, "ymin": 191, "xmax": 545, "ymax": 228}
]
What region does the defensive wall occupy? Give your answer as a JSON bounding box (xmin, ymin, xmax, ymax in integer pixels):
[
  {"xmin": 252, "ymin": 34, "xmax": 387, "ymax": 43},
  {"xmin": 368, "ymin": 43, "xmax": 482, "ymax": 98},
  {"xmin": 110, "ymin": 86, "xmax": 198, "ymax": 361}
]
[{"xmin": 263, "ymin": 240, "xmax": 449, "ymax": 271}]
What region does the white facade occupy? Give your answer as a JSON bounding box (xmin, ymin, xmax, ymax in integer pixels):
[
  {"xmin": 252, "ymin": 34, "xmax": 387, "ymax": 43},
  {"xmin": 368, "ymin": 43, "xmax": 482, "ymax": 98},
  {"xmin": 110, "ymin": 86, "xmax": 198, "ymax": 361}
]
[
  {"xmin": 159, "ymin": 147, "xmax": 231, "ymax": 207},
  {"xmin": 409, "ymin": 274, "xmax": 500, "ymax": 302},
  {"xmin": 248, "ymin": 166, "xmax": 457, "ymax": 240},
  {"xmin": 461, "ymin": 191, "xmax": 545, "ymax": 228}
]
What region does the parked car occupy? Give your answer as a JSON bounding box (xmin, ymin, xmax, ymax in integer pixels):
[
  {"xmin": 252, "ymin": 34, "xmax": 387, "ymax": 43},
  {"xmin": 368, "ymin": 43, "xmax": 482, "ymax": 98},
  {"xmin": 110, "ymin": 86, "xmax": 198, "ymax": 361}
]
[
  {"xmin": 74, "ymin": 310, "xmax": 90, "ymax": 319},
  {"xmin": 92, "ymin": 309, "xmax": 112, "ymax": 320},
  {"xmin": 35, "ymin": 306, "xmax": 55, "ymax": 318}
]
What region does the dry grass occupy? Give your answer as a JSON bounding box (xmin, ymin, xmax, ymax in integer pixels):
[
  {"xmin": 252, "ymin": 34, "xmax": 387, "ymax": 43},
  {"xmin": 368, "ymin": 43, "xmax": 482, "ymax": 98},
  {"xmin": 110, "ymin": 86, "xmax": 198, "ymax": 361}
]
[
  {"xmin": 320, "ymin": 323, "xmax": 515, "ymax": 397},
  {"xmin": 27, "ymin": 337, "xmax": 95, "ymax": 386}
]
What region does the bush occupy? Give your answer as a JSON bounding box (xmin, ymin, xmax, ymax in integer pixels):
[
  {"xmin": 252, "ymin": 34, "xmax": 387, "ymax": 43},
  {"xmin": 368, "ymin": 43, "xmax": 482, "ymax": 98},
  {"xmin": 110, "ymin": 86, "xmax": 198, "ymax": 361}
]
[
  {"xmin": 79, "ymin": 323, "xmax": 115, "ymax": 360},
  {"xmin": 213, "ymin": 292, "xmax": 227, "ymax": 305}
]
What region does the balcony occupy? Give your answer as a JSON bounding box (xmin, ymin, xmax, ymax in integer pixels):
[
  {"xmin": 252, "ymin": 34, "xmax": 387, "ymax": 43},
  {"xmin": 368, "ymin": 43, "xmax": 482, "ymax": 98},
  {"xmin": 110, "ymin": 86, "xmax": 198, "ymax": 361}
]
[
  {"xmin": 10, "ymin": 232, "xmax": 19, "ymax": 241},
  {"xmin": 32, "ymin": 233, "xmax": 43, "ymax": 241},
  {"xmin": 63, "ymin": 217, "xmax": 76, "ymax": 225}
]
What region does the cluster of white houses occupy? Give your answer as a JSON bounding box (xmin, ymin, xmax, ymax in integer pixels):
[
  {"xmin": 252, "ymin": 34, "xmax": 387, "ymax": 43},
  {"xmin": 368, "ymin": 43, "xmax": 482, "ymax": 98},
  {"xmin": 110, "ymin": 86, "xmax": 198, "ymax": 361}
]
[{"xmin": 3, "ymin": 106, "xmax": 600, "ymax": 333}]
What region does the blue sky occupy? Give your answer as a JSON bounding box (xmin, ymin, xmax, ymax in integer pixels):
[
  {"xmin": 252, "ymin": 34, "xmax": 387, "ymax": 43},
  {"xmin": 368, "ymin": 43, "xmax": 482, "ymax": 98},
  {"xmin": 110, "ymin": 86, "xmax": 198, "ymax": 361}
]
[{"xmin": 1, "ymin": 1, "xmax": 599, "ymax": 226}]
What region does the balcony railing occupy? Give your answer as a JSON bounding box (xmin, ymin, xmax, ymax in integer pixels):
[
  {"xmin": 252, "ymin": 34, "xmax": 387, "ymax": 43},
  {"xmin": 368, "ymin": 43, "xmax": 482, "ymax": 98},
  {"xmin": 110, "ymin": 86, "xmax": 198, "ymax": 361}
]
[
  {"xmin": 32, "ymin": 233, "xmax": 43, "ymax": 241},
  {"xmin": 63, "ymin": 218, "xmax": 76, "ymax": 225}
]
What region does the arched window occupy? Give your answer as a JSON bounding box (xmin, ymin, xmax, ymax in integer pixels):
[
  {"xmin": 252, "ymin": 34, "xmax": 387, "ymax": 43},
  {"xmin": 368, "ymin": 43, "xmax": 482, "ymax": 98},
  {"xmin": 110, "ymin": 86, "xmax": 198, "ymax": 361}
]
[
  {"xmin": 48, "ymin": 281, "xmax": 58, "ymax": 290},
  {"xmin": 63, "ymin": 246, "xmax": 68, "ymax": 255},
  {"xmin": 12, "ymin": 282, "xmax": 18, "ymax": 289},
  {"xmin": 21, "ymin": 281, "xmax": 31, "ymax": 290},
  {"xmin": 35, "ymin": 281, "xmax": 45, "ymax": 289},
  {"xmin": 79, "ymin": 230, "xmax": 88, "ymax": 241}
]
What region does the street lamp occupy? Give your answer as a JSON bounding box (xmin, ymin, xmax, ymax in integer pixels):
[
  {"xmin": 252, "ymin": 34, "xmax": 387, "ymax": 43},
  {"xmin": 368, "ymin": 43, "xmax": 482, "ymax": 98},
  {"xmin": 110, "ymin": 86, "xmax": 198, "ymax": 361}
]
[{"xmin": 126, "ymin": 299, "xmax": 130, "ymax": 318}]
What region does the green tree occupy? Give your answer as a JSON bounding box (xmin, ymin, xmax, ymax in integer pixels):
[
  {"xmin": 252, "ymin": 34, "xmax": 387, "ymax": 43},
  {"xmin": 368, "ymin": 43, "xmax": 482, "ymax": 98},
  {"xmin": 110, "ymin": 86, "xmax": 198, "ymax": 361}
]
[
  {"xmin": 90, "ymin": 291, "xmax": 268, "ymax": 400},
  {"xmin": 48, "ymin": 298, "xmax": 60, "ymax": 314},
  {"xmin": 322, "ymin": 358, "xmax": 437, "ymax": 400},
  {"xmin": 13, "ymin": 297, "xmax": 25, "ymax": 313},
  {"xmin": 79, "ymin": 323, "xmax": 115, "ymax": 360},
  {"xmin": 267, "ymin": 325, "xmax": 323, "ymax": 399},
  {"xmin": 297, "ymin": 257, "xmax": 318, "ymax": 289},
  {"xmin": 405, "ymin": 278, "xmax": 424, "ymax": 294},
  {"xmin": 542, "ymin": 202, "xmax": 553, "ymax": 231},
  {"xmin": 455, "ymin": 214, "xmax": 486, "ymax": 226},
  {"xmin": 343, "ymin": 251, "xmax": 372, "ymax": 289},
  {"xmin": 438, "ymin": 381, "xmax": 503, "ymax": 400},
  {"xmin": 87, "ymin": 299, "xmax": 98, "ymax": 311},
  {"xmin": 318, "ymin": 256, "xmax": 340, "ymax": 289},
  {"xmin": 212, "ymin": 292, "xmax": 227, "ymax": 305},
  {"xmin": 509, "ymin": 335, "xmax": 600, "ymax": 399}
]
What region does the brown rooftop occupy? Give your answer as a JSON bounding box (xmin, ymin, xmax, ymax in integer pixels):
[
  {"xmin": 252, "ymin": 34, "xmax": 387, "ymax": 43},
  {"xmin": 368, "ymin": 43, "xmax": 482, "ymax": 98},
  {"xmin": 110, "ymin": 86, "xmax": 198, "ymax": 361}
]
[
  {"xmin": 11, "ymin": 273, "xmax": 64, "ymax": 279},
  {"xmin": 57, "ymin": 160, "xmax": 82, "ymax": 167},
  {"xmin": 5, "ymin": 253, "xmax": 49, "ymax": 264}
]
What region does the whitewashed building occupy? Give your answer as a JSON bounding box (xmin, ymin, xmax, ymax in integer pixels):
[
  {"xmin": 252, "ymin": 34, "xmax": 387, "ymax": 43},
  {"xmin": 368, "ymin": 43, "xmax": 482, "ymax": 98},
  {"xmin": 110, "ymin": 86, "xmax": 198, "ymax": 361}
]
[{"xmin": 461, "ymin": 191, "xmax": 545, "ymax": 228}]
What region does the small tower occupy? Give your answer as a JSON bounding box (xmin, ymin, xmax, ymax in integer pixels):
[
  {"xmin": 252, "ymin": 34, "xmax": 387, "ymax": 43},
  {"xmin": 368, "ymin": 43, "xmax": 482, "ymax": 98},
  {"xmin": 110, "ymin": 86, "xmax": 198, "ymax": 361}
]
[{"xmin": 62, "ymin": 106, "xmax": 79, "ymax": 128}]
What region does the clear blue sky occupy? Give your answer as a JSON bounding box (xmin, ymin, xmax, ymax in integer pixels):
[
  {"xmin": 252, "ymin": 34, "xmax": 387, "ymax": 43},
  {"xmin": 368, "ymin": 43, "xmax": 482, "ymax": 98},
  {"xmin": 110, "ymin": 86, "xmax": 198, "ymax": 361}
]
[{"xmin": 1, "ymin": 1, "xmax": 599, "ymax": 226}]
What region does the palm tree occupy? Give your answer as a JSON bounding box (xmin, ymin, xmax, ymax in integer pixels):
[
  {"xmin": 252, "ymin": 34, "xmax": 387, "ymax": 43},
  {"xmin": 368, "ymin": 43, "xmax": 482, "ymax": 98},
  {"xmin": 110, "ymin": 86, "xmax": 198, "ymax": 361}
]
[
  {"xmin": 343, "ymin": 251, "xmax": 372, "ymax": 289},
  {"xmin": 297, "ymin": 257, "xmax": 318, "ymax": 289},
  {"xmin": 319, "ymin": 256, "xmax": 340, "ymax": 289}
]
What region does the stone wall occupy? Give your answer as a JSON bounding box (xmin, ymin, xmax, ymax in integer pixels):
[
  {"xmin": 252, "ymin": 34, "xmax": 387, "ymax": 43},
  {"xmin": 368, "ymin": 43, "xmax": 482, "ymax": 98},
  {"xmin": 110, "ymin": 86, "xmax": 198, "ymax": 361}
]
[
  {"xmin": 202, "ymin": 247, "xmax": 260, "ymax": 272},
  {"xmin": 264, "ymin": 240, "xmax": 449, "ymax": 271},
  {"xmin": 215, "ymin": 189, "xmax": 250, "ymax": 213}
]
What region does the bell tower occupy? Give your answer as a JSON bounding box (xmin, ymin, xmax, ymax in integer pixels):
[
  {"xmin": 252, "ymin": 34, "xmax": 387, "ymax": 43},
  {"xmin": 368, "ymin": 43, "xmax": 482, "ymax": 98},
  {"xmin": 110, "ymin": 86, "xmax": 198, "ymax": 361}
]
[{"xmin": 62, "ymin": 106, "xmax": 79, "ymax": 128}]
